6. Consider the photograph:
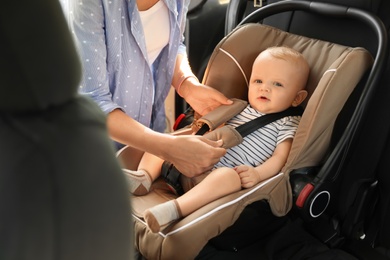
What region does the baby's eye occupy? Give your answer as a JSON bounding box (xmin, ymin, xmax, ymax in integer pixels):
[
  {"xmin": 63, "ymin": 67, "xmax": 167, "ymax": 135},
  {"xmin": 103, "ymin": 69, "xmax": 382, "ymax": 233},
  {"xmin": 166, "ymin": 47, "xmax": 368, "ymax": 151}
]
[
  {"xmin": 273, "ymin": 82, "xmax": 283, "ymax": 87},
  {"xmin": 254, "ymin": 79, "xmax": 262, "ymax": 84}
]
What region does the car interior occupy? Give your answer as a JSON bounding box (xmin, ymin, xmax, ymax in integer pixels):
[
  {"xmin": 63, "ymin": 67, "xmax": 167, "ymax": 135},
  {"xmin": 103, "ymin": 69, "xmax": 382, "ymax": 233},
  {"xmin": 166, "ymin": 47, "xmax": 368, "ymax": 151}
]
[{"xmin": 2, "ymin": 0, "xmax": 390, "ymax": 260}]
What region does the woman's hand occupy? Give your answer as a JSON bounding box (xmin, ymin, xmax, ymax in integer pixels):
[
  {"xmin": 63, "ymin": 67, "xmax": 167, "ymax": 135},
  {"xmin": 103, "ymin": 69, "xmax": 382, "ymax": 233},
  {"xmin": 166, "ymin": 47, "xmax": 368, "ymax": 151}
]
[
  {"xmin": 164, "ymin": 135, "xmax": 227, "ymax": 177},
  {"xmin": 180, "ymin": 78, "xmax": 233, "ymax": 116},
  {"xmin": 172, "ymin": 54, "xmax": 232, "ymax": 116}
]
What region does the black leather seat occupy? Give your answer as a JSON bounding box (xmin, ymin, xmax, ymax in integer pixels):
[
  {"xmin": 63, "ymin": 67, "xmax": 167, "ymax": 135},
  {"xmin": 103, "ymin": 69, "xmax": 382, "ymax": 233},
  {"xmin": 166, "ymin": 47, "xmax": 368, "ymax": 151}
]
[{"xmin": 0, "ymin": 1, "xmax": 132, "ymax": 259}]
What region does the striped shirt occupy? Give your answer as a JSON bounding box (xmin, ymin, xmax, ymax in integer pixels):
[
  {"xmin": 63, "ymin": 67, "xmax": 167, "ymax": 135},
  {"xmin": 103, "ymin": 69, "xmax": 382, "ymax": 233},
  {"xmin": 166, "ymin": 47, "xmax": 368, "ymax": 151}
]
[{"xmin": 214, "ymin": 105, "xmax": 301, "ymax": 169}]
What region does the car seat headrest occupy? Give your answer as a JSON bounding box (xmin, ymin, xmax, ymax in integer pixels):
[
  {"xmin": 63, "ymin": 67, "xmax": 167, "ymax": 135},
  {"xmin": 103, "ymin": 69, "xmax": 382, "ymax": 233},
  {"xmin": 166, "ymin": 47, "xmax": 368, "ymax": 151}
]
[
  {"xmin": 0, "ymin": 1, "xmax": 81, "ymax": 112},
  {"xmin": 203, "ymin": 24, "xmax": 364, "ymax": 104}
]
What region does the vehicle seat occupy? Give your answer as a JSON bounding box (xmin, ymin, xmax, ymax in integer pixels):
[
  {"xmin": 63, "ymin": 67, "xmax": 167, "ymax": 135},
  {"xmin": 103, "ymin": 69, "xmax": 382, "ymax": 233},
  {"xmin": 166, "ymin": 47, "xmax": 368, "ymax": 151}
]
[
  {"xmin": 0, "ymin": 1, "xmax": 132, "ymax": 259},
  {"xmin": 121, "ymin": 7, "xmax": 375, "ymax": 257}
]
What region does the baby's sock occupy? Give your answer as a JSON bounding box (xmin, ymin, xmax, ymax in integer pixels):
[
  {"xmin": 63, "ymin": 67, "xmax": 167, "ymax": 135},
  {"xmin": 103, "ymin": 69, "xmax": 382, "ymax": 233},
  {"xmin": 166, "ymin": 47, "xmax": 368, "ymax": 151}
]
[
  {"xmin": 144, "ymin": 200, "xmax": 182, "ymax": 233},
  {"xmin": 123, "ymin": 169, "xmax": 152, "ymax": 195}
]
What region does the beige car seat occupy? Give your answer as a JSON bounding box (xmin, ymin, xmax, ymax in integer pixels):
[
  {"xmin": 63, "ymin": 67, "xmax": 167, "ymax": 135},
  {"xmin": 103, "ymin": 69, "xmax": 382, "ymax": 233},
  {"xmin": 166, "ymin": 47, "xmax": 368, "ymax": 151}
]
[{"xmin": 119, "ymin": 23, "xmax": 373, "ymax": 259}]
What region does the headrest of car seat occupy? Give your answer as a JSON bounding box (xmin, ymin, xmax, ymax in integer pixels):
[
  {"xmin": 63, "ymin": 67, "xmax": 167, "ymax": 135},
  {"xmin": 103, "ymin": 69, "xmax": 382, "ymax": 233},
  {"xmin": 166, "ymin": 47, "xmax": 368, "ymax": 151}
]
[
  {"xmin": 203, "ymin": 23, "xmax": 373, "ymax": 172},
  {"xmin": 204, "ymin": 24, "xmax": 366, "ymax": 103},
  {"xmin": 0, "ymin": 1, "xmax": 81, "ymax": 112}
]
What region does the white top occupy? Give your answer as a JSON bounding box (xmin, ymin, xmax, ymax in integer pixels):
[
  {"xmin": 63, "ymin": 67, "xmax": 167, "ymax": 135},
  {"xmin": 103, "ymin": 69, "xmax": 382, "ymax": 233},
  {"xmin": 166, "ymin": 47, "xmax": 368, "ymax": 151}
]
[{"xmin": 139, "ymin": 1, "xmax": 170, "ymax": 65}]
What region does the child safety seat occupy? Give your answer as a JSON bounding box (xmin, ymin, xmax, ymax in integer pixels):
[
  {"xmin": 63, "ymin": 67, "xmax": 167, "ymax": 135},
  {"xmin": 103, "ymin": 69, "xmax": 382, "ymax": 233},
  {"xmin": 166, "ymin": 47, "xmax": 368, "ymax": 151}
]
[
  {"xmin": 0, "ymin": 1, "xmax": 132, "ymax": 259},
  {"xmin": 218, "ymin": 0, "xmax": 390, "ymax": 258},
  {"xmin": 119, "ymin": 1, "xmax": 386, "ymax": 259}
]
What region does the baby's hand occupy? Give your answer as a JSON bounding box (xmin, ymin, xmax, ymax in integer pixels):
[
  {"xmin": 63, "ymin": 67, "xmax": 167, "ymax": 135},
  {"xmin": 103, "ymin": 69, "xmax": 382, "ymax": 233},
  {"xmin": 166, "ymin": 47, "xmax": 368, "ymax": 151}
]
[{"xmin": 234, "ymin": 165, "xmax": 261, "ymax": 189}]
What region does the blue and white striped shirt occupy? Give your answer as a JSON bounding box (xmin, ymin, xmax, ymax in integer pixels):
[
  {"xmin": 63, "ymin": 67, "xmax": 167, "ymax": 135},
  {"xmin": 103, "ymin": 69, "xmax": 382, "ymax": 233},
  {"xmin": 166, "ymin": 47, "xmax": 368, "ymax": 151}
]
[
  {"xmin": 214, "ymin": 105, "xmax": 301, "ymax": 169},
  {"xmin": 64, "ymin": 0, "xmax": 190, "ymax": 133}
]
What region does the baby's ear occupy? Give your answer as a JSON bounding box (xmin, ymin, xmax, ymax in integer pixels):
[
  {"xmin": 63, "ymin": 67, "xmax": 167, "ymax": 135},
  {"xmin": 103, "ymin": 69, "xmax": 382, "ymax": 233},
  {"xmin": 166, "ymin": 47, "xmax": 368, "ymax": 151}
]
[{"xmin": 292, "ymin": 90, "xmax": 308, "ymax": 107}]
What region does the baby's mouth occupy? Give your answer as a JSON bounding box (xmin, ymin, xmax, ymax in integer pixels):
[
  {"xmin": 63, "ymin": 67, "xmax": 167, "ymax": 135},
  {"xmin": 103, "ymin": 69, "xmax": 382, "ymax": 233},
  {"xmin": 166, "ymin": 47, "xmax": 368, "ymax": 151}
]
[{"xmin": 259, "ymin": 96, "xmax": 269, "ymax": 101}]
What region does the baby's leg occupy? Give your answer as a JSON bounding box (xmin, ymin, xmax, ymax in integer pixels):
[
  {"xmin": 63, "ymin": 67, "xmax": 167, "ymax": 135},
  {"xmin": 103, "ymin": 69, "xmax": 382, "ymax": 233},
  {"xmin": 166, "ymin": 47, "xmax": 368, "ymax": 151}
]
[
  {"xmin": 124, "ymin": 152, "xmax": 164, "ymax": 195},
  {"xmin": 138, "ymin": 152, "xmax": 165, "ymax": 180},
  {"xmin": 177, "ymin": 167, "xmax": 241, "ymax": 216},
  {"xmin": 144, "ymin": 167, "xmax": 241, "ymax": 232}
]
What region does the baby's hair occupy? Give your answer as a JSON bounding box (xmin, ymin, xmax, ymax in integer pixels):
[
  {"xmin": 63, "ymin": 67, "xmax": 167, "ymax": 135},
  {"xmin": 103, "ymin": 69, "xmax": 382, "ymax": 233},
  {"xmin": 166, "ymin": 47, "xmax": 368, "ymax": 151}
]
[
  {"xmin": 262, "ymin": 46, "xmax": 310, "ymax": 89},
  {"xmin": 265, "ymin": 46, "xmax": 306, "ymax": 64}
]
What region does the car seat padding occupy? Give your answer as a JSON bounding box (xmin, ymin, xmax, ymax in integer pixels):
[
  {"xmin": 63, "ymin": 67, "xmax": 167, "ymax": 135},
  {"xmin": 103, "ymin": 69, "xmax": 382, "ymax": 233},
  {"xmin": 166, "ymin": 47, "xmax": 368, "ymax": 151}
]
[{"xmin": 125, "ymin": 23, "xmax": 373, "ymax": 259}]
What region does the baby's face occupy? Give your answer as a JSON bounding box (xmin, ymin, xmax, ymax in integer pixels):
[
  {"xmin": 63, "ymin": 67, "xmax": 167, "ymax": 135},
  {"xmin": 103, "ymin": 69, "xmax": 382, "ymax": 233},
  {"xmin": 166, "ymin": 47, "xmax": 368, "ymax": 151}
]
[{"xmin": 248, "ymin": 52, "xmax": 307, "ymax": 114}]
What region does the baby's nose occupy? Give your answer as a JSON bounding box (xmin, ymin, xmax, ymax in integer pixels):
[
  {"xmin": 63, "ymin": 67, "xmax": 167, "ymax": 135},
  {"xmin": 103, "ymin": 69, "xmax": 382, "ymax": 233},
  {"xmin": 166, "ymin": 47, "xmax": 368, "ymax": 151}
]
[{"xmin": 260, "ymin": 85, "xmax": 270, "ymax": 92}]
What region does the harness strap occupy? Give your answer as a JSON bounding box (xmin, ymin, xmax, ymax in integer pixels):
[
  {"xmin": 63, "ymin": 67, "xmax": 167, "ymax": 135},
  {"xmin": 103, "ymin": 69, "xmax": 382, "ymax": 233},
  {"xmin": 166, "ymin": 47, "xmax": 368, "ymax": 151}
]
[
  {"xmin": 236, "ymin": 106, "xmax": 304, "ymax": 138},
  {"xmin": 197, "ymin": 106, "xmax": 303, "ymax": 136}
]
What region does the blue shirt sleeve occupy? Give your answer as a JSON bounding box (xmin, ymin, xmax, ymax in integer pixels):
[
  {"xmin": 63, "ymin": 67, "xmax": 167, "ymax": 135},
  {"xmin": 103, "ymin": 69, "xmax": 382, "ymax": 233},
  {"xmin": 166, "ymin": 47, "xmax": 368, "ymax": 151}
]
[{"xmin": 69, "ymin": 0, "xmax": 122, "ymax": 114}]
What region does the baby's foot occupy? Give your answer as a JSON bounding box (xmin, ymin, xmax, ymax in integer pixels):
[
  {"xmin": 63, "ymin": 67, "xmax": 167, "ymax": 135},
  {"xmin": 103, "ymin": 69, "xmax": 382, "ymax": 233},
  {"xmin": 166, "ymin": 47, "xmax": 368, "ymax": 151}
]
[
  {"xmin": 123, "ymin": 169, "xmax": 152, "ymax": 195},
  {"xmin": 144, "ymin": 200, "xmax": 182, "ymax": 233}
]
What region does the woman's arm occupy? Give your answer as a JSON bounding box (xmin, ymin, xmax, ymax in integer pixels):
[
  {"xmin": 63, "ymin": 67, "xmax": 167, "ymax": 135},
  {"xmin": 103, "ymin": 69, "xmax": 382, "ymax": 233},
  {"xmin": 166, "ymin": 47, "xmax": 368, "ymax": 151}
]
[{"xmin": 107, "ymin": 109, "xmax": 227, "ymax": 177}]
